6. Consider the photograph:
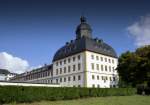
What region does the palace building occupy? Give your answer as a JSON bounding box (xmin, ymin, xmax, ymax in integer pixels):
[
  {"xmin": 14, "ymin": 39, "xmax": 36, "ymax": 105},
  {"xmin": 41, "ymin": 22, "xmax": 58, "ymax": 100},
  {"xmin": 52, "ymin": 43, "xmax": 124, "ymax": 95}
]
[
  {"xmin": 10, "ymin": 17, "xmax": 118, "ymax": 88},
  {"xmin": 0, "ymin": 69, "xmax": 17, "ymax": 81}
]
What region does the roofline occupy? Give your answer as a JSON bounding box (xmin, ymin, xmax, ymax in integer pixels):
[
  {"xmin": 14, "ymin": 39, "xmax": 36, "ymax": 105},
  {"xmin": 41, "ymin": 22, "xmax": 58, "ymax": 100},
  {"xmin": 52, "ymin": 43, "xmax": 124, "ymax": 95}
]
[
  {"xmin": 14, "ymin": 64, "xmax": 53, "ymax": 77},
  {"xmin": 53, "ymin": 49, "xmax": 118, "ymax": 62}
]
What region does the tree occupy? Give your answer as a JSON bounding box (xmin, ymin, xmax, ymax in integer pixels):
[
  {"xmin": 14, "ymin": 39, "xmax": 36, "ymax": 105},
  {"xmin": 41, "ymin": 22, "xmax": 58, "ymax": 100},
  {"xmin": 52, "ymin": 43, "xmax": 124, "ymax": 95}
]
[{"xmin": 117, "ymin": 45, "xmax": 150, "ymax": 87}]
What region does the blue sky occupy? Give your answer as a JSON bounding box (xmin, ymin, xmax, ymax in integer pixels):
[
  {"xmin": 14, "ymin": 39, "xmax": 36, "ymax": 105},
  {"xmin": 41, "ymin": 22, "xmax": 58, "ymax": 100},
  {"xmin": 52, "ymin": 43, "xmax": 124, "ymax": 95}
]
[{"xmin": 0, "ymin": 0, "xmax": 150, "ymax": 73}]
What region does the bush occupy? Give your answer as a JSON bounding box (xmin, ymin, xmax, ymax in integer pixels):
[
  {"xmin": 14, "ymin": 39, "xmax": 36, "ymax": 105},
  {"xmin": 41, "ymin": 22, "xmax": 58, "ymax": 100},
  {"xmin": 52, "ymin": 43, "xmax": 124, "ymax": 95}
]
[
  {"xmin": 137, "ymin": 85, "xmax": 150, "ymax": 95},
  {"xmin": 0, "ymin": 86, "xmax": 136, "ymax": 104}
]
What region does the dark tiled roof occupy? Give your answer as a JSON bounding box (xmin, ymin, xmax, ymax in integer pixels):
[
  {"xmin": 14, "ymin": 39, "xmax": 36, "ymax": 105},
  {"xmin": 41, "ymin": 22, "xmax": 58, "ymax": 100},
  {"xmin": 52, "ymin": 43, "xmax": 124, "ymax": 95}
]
[
  {"xmin": 16, "ymin": 64, "xmax": 53, "ymax": 77},
  {"xmin": 53, "ymin": 37, "xmax": 117, "ymax": 62},
  {"xmin": 0, "ymin": 69, "xmax": 10, "ymax": 74},
  {"xmin": 30, "ymin": 64, "xmax": 52, "ymax": 73}
]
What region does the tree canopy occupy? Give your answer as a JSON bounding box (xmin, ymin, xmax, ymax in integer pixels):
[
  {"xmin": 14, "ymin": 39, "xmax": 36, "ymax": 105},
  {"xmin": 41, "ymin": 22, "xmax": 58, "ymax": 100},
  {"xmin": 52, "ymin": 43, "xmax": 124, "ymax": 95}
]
[{"xmin": 117, "ymin": 45, "xmax": 150, "ymax": 87}]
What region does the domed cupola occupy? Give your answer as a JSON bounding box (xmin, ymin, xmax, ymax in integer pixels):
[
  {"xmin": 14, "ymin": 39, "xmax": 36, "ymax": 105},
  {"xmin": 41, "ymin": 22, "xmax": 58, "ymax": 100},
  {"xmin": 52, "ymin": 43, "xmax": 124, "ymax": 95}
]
[
  {"xmin": 52, "ymin": 17, "xmax": 117, "ymax": 62},
  {"xmin": 76, "ymin": 16, "xmax": 92, "ymax": 39}
]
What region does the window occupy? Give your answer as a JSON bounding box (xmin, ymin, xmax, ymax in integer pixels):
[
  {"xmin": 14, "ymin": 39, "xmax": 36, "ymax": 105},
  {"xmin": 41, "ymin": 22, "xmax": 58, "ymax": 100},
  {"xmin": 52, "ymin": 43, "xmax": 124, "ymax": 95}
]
[
  {"xmin": 73, "ymin": 76, "xmax": 76, "ymax": 81},
  {"xmin": 68, "ymin": 66, "xmax": 71, "ymax": 72},
  {"xmin": 60, "ymin": 61, "xmax": 62, "ymax": 65},
  {"xmin": 56, "ymin": 79, "xmax": 58, "ymax": 83},
  {"xmin": 46, "ymin": 72, "xmax": 48, "ymax": 76},
  {"xmin": 113, "ymin": 77, "xmax": 116, "ymax": 81},
  {"xmin": 78, "ymin": 63, "xmax": 81, "ymax": 71},
  {"xmin": 48, "ymin": 71, "xmax": 50, "ymax": 76},
  {"xmin": 113, "ymin": 85, "xmax": 116, "ymax": 88},
  {"xmin": 110, "ymin": 85, "xmax": 112, "ymax": 88},
  {"xmin": 78, "ymin": 75, "xmax": 81, "ymax": 80},
  {"xmin": 64, "ymin": 60, "xmax": 66, "ymax": 64},
  {"xmin": 96, "ymin": 64, "xmax": 99, "ymax": 70},
  {"xmin": 78, "ymin": 55, "xmax": 80, "ymax": 60},
  {"xmin": 101, "ymin": 57, "xmax": 103, "ymax": 61},
  {"xmin": 92, "ymin": 75, "xmax": 95, "ymax": 80},
  {"xmin": 64, "ymin": 67, "xmax": 66, "ymax": 73},
  {"xmin": 56, "ymin": 69, "xmax": 58, "ymax": 75},
  {"xmin": 97, "ymin": 75, "xmax": 99, "ymax": 80},
  {"xmin": 112, "ymin": 67, "xmax": 115, "ymax": 72},
  {"xmin": 109, "ymin": 66, "xmax": 111, "ymax": 72},
  {"xmin": 73, "ymin": 65, "xmax": 76, "ymax": 71},
  {"xmin": 96, "ymin": 56, "xmax": 99, "ymax": 60},
  {"xmin": 60, "ymin": 78, "xmax": 62, "ymax": 82},
  {"xmin": 91, "ymin": 63, "xmax": 94, "ymax": 70},
  {"xmin": 48, "ymin": 80, "xmax": 50, "ymax": 83},
  {"xmin": 91, "ymin": 55, "xmax": 94, "ymax": 59},
  {"xmin": 92, "ymin": 84, "xmax": 95, "ymax": 88},
  {"xmin": 101, "ymin": 65, "xmax": 103, "ymax": 71},
  {"xmin": 56, "ymin": 62, "xmax": 58, "ymax": 66},
  {"xmin": 97, "ymin": 84, "xmax": 100, "ymax": 88},
  {"xmin": 105, "ymin": 58, "xmax": 107, "ymax": 62},
  {"xmin": 64, "ymin": 77, "xmax": 66, "ymax": 82},
  {"xmin": 60, "ymin": 68, "xmax": 62, "ymax": 74},
  {"xmin": 105, "ymin": 65, "xmax": 107, "ymax": 71},
  {"xmin": 78, "ymin": 85, "xmax": 81, "ymax": 87},
  {"xmin": 68, "ymin": 58, "xmax": 70, "ymax": 63},
  {"xmin": 106, "ymin": 76, "xmax": 108, "ymax": 80},
  {"xmin": 110, "ymin": 77, "xmax": 112, "ymax": 81},
  {"xmin": 108, "ymin": 59, "xmax": 111, "ymax": 63},
  {"xmin": 112, "ymin": 59, "xmax": 114, "ymax": 64},
  {"xmin": 73, "ymin": 57, "xmax": 76, "ymax": 61},
  {"xmin": 68, "ymin": 76, "xmax": 71, "ymax": 81},
  {"xmin": 102, "ymin": 76, "xmax": 104, "ymax": 80}
]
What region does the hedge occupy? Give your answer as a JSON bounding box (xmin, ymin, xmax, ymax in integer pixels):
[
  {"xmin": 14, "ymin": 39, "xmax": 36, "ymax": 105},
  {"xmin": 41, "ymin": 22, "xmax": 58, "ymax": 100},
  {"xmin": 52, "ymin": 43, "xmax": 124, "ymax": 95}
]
[{"xmin": 0, "ymin": 86, "xmax": 136, "ymax": 104}]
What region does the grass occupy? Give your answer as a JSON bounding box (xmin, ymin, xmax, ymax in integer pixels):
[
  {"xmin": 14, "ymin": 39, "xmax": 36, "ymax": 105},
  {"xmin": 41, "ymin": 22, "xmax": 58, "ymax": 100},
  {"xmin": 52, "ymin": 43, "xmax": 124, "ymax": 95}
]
[{"xmin": 5, "ymin": 95, "xmax": 150, "ymax": 105}]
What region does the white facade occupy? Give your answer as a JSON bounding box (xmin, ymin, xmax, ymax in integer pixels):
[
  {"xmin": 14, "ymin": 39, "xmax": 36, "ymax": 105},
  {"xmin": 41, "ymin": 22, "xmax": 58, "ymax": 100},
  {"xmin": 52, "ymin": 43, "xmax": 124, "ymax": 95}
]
[
  {"xmin": 53, "ymin": 51, "xmax": 118, "ymax": 88},
  {"xmin": 6, "ymin": 73, "xmax": 16, "ymax": 81},
  {"xmin": 53, "ymin": 52, "xmax": 85, "ymax": 87},
  {"xmin": 85, "ymin": 51, "xmax": 118, "ymax": 88},
  {"xmin": 0, "ymin": 74, "xmax": 6, "ymax": 81},
  {"xmin": 10, "ymin": 65, "xmax": 54, "ymax": 84},
  {"xmin": 11, "ymin": 51, "xmax": 118, "ymax": 88}
]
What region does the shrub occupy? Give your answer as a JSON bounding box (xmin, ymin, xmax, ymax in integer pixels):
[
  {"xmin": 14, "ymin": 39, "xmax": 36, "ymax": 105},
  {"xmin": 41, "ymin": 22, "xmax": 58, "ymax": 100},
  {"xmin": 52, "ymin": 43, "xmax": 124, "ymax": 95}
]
[
  {"xmin": 0, "ymin": 86, "xmax": 136, "ymax": 104},
  {"xmin": 137, "ymin": 85, "xmax": 150, "ymax": 95}
]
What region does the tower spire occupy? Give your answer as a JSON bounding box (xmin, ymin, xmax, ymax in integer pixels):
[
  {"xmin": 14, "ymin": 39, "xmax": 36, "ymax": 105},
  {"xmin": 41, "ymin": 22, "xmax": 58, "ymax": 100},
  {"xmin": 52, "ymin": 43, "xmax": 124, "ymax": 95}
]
[
  {"xmin": 76, "ymin": 16, "xmax": 92, "ymax": 39},
  {"xmin": 80, "ymin": 16, "xmax": 86, "ymax": 23}
]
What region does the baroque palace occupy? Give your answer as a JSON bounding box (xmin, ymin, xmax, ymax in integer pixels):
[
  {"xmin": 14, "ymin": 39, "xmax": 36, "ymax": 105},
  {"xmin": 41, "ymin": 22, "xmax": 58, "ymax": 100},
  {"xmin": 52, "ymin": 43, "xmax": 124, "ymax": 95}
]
[{"xmin": 11, "ymin": 17, "xmax": 118, "ymax": 88}]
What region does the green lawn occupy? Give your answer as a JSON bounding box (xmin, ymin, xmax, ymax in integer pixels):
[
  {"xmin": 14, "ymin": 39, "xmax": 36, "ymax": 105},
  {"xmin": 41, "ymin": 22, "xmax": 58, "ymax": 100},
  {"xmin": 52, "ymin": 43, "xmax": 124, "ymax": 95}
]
[{"xmin": 6, "ymin": 95, "xmax": 150, "ymax": 105}]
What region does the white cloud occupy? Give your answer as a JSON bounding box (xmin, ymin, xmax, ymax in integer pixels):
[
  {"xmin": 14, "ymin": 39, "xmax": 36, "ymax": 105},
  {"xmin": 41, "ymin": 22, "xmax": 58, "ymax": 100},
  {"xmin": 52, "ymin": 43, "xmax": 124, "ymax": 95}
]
[
  {"xmin": 127, "ymin": 14, "xmax": 150, "ymax": 47},
  {"xmin": 0, "ymin": 52, "xmax": 29, "ymax": 74}
]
